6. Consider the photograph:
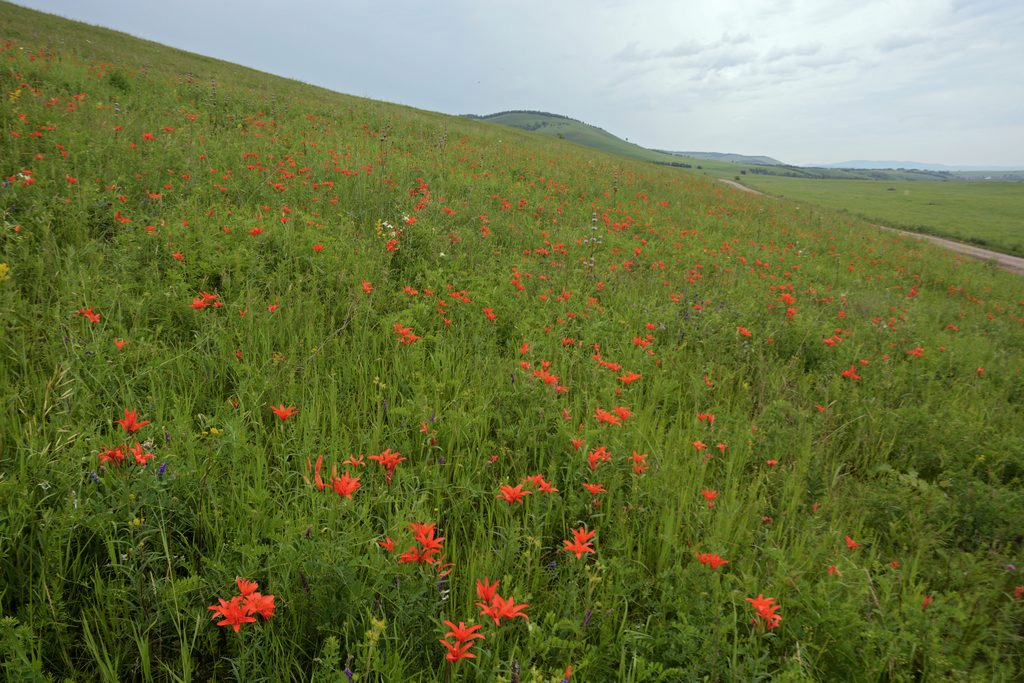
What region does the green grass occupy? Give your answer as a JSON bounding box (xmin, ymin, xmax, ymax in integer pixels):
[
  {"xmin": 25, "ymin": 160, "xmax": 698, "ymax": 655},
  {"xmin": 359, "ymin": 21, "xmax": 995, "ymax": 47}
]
[
  {"xmin": 740, "ymin": 175, "xmax": 1024, "ymax": 257},
  {"xmin": 2, "ymin": 2, "xmax": 1024, "ymax": 681}
]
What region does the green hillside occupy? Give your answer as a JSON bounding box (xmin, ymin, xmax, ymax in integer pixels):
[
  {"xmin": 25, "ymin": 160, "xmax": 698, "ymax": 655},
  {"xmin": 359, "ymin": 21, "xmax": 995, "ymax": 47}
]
[
  {"xmin": 469, "ymin": 110, "xmax": 723, "ymax": 169},
  {"xmin": 2, "ymin": 3, "xmax": 1024, "ymax": 681}
]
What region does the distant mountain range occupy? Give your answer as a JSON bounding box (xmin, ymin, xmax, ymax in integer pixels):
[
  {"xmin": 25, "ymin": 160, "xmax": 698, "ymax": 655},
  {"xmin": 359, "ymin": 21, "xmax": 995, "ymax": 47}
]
[{"xmin": 812, "ymin": 160, "xmax": 1024, "ymax": 172}]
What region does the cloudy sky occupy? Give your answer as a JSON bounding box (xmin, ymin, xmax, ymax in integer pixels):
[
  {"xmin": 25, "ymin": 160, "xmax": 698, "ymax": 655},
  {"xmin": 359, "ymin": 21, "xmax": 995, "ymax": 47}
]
[{"xmin": 11, "ymin": 0, "xmax": 1024, "ymax": 167}]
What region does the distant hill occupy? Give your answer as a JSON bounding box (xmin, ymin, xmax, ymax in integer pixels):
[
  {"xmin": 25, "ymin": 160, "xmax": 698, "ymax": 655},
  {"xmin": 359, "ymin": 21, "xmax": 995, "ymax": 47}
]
[
  {"xmin": 816, "ymin": 160, "xmax": 1024, "ymax": 172},
  {"xmin": 466, "ymin": 111, "xmax": 708, "ymax": 168},
  {"xmin": 654, "ymin": 150, "xmax": 786, "ymax": 166},
  {"xmin": 469, "ymin": 111, "xmax": 1024, "ymax": 182}
]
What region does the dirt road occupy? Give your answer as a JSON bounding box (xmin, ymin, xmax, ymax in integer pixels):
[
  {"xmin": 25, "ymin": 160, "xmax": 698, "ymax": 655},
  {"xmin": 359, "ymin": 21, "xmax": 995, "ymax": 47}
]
[{"xmin": 718, "ymin": 179, "xmax": 1024, "ymax": 275}]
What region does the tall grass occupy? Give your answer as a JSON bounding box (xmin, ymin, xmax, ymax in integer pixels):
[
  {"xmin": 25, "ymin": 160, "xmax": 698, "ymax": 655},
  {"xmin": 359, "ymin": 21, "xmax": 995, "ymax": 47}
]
[{"xmin": 1, "ymin": 3, "xmax": 1023, "ymax": 680}]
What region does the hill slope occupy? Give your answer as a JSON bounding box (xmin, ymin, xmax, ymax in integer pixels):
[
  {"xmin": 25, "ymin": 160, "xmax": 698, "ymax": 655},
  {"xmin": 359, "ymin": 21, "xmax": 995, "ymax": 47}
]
[
  {"xmin": 468, "ymin": 110, "xmax": 713, "ymax": 168},
  {"xmin": 2, "ymin": 3, "xmax": 1024, "ymax": 681}
]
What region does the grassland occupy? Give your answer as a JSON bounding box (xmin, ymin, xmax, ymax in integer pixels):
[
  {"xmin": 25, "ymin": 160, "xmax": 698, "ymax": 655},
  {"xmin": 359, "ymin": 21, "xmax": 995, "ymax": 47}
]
[
  {"xmin": 2, "ymin": 2, "xmax": 1024, "ymax": 681},
  {"xmin": 740, "ymin": 176, "xmax": 1024, "ymax": 257}
]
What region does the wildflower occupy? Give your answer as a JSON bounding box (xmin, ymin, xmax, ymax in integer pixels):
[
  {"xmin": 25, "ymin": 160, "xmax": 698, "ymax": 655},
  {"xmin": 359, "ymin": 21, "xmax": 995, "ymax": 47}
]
[
  {"xmin": 436, "ymin": 622, "xmax": 483, "ymax": 663},
  {"xmin": 696, "ymin": 552, "xmax": 730, "ymax": 569},
  {"xmin": 477, "ymin": 594, "xmax": 529, "ymax": 626},
  {"xmin": 521, "ymin": 473, "xmax": 558, "ymax": 493},
  {"xmin": 1013, "ymin": 586, "xmax": 1023, "ymax": 601},
  {"xmin": 845, "ymin": 535, "xmax": 861, "ymax": 550},
  {"xmin": 746, "ymin": 594, "xmax": 782, "ymax": 629},
  {"xmin": 398, "ymin": 523, "xmax": 445, "ymax": 565},
  {"xmin": 270, "ymin": 404, "xmax": 298, "ymax": 420},
  {"xmin": 98, "ymin": 446, "xmax": 125, "ymax": 466},
  {"xmin": 618, "ymin": 371, "xmax": 642, "ymax": 384},
  {"xmin": 594, "ymin": 407, "xmax": 621, "ymax": 426},
  {"xmin": 497, "ymin": 484, "xmax": 531, "ymax": 504},
  {"xmin": 244, "ymin": 592, "xmax": 276, "ymax": 620},
  {"xmin": 129, "ymin": 442, "xmax": 155, "ymax": 466},
  {"xmin": 841, "ymin": 365, "xmax": 862, "ymax": 380},
  {"xmin": 116, "ymin": 408, "xmax": 150, "ymax": 433},
  {"xmin": 439, "ymin": 637, "xmax": 479, "ymax": 663},
  {"xmin": 441, "ymin": 621, "xmax": 484, "ymax": 645},
  {"xmin": 587, "ymin": 446, "xmax": 612, "ymax": 471},
  {"xmin": 208, "ymin": 596, "xmax": 256, "ymax": 632},
  {"xmin": 312, "ymin": 243, "xmax": 324, "ymax": 252},
  {"xmin": 582, "ymin": 482, "xmax": 606, "ymax": 495},
  {"xmin": 701, "ymin": 488, "xmax": 719, "ymax": 508},
  {"xmin": 378, "ymin": 537, "xmax": 394, "ymax": 552},
  {"xmin": 172, "ymin": 251, "xmax": 184, "ymax": 261},
  {"xmin": 482, "ymin": 307, "xmax": 496, "ymax": 321},
  {"xmin": 737, "ymin": 326, "xmax": 752, "ymax": 337},
  {"xmin": 828, "ymin": 565, "xmax": 841, "ymax": 577},
  {"xmin": 369, "ymin": 448, "xmax": 406, "ymax": 484},
  {"xmin": 765, "ymin": 459, "xmax": 778, "ymax": 468},
  {"xmin": 563, "ymin": 526, "xmax": 596, "ymax": 559},
  {"xmin": 308, "ymin": 455, "xmax": 326, "ymax": 491},
  {"xmin": 330, "ymin": 471, "xmax": 361, "ymax": 499},
  {"xmin": 630, "ymin": 450, "xmax": 649, "ymax": 474},
  {"xmin": 361, "ymin": 280, "xmax": 373, "ymax": 293},
  {"xmin": 113, "ymin": 338, "xmax": 128, "ymax": 350},
  {"xmin": 476, "ymin": 577, "xmax": 501, "ymax": 604},
  {"xmin": 393, "ymin": 323, "xmax": 421, "ymax": 345},
  {"xmin": 922, "ymin": 595, "xmax": 932, "ymax": 609}
]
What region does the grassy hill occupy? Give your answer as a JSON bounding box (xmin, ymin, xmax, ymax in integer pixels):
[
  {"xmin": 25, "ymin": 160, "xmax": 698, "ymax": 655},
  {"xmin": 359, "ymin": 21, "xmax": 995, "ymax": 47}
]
[
  {"xmin": 2, "ymin": 2, "xmax": 1024, "ymax": 681},
  {"xmin": 468, "ymin": 110, "xmax": 728, "ymax": 169},
  {"xmin": 469, "ymin": 111, "xmax": 985, "ymax": 182}
]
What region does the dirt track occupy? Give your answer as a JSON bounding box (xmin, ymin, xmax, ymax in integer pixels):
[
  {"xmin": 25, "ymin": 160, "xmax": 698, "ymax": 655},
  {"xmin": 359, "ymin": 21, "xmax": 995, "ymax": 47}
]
[{"xmin": 718, "ymin": 179, "xmax": 1024, "ymax": 275}]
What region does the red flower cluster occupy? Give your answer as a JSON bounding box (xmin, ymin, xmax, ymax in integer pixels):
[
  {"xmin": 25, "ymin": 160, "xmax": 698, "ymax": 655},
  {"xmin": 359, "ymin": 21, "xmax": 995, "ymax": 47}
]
[
  {"xmin": 307, "ymin": 455, "xmax": 361, "ymax": 499},
  {"xmin": 394, "ymin": 323, "xmax": 421, "ymax": 345},
  {"xmin": 398, "ymin": 522, "xmax": 445, "ymax": 565},
  {"xmin": 475, "ymin": 577, "xmax": 528, "ymax": 626},
  {"xmin": 208, "ymin": 578, "xmax": 275, "ymax": 632},
  {"xmin": 746, "ymin": 594, "xmax": 782, "ymax": 630},
  {"xmin": 439, "ymin": 620, "xmax": 484, "ymax": 663},
  {"xmin": 696, "ymin": 552, "xmax": 729, "ymax": 569},
  {"xmin": 74, "ymin": 306, "xmax": 101, "ymax": 323},
  {"xmin": 369, "ymin": 448, "xmax": 406, "ymax": 484},
  {"xmin": 563, "ymin": 526, "xmax": 595, "ymax": 560}
]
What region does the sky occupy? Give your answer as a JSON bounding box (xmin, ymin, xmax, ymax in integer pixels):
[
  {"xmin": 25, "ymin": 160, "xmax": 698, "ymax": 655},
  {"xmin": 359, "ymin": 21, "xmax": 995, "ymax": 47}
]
[{"xmin": 10, "ymin": 0, "xmax": 1024, "ymax": 167}]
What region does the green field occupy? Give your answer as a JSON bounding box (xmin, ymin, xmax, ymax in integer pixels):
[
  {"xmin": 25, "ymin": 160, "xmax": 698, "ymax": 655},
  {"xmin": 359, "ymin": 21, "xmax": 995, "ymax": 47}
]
[
  {"xmin": 740, "ymin": 176, "xmax": 1024, "ymax": 257},
  {"xmin": 2, "ymin": 2, "xmax": 1024, "ymax": 681}
]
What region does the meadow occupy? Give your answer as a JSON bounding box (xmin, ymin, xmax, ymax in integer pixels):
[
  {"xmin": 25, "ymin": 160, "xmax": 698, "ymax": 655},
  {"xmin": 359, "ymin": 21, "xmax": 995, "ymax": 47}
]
[
  {"xmin": 738, "ymin": 175, "xmax": 1024, "ymax": 258},
  {"xmin": 2, "ymin": 3, "xmax": 1024, "ymax": 681}
]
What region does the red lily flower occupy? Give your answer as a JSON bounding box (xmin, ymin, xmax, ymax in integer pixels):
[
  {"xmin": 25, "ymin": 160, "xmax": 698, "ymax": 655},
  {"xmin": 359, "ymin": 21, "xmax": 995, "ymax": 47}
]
[{"xmin": 116, "ymin": 408, "xmax": 150, "ymax": 433}]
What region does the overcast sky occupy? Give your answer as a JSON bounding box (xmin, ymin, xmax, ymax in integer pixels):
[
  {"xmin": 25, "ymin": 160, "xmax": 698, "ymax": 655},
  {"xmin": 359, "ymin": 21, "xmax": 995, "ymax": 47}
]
[{"xmin": 11, "ymin": 0, "xmax": 1024, "ymax": 167}]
